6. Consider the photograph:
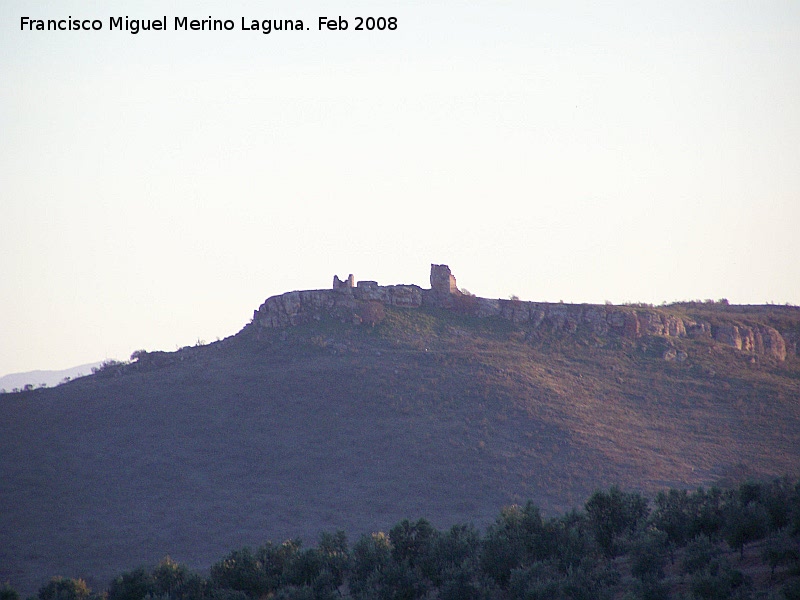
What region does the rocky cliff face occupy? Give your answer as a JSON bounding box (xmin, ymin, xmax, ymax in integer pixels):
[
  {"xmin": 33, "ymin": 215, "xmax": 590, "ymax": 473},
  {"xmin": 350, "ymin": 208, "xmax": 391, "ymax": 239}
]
[
  {"xmin": 710, "ymin": 324, "xmax": 786, "ymax": 359},
  {"xmin": 252, "ymin": 266, "xmax": 791, "ymax": 362},
  {"xmin": 253, "ymin": 284, "xmax": 424, "ymax": 328}
]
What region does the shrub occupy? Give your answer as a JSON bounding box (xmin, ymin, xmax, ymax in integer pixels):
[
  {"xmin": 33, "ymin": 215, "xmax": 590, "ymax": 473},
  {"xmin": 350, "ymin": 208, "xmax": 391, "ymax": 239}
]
[
  {"xmin": 38, "ymin": 578, "xmax": 93, "ymax": 600},
  {"xmin": 629, "ymin": 531, "xmax": 668, "ymax": 580},
  {"xmin": 315, "ymin": 530, "xmax": 350, "ymax": 589},
  {"xmin": 689, "ymin": 487, "xmax": 726, "ymax": 540},
  {"xmin": 651, "ymin": 488, "xmax": 693, "ymax": 551},
  {"xmin": 783, "ymin": 578, "xmax": 800, "ymax": 600},
  {"xmin": 690, "ymin": 559, "xmax": 750, "ymax": 600},
  {"xmin": 724, "ymin": 499, "xmax": 770, "ymax": 558},
  {"xmin": 348, "ymin": 532, "xmax": 391, "ymax": 599},
  {"xmin": 0, "ymin": 584, "xmax": 20, "ymax": 600},
  {"xmin": 108, "ymin": 568, "xmax": 155, "ymax": 600},
  {"xmin": 481, "ymin": 502, "xmax": 553, "ymax": 586},
  {"xmin": 210, "ymin": 547, "xmax": 272, "ymax": 597},
  {"xmin": 763, "ymin": 530, "xmax": 800, "ymax": 577},
  {"xmin": 422, "ymin": 523, "xmax": 481, "ymax": 587},
  {"xmin": 585, "ymin": 487, "xmax": 649, "ymax": 557},
  {"xmin": 389, "ymin": 518, "xmax": 437, "ymax": 568},
  {"xmin": 762, "ymin": 477, "xmax": 796, "ymax": 532},
  {"xmin": 632, "ymin": 577, "xmax": 670, "ymax": 600},
  {"xmin": 681, "ymin": 535, "xmax": 719, "ymax": 575}
]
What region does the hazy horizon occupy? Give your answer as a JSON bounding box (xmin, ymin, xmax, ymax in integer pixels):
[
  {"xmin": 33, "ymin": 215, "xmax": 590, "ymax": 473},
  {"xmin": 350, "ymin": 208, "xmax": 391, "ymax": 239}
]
[{"xmin": 2, "ymin": 0, "xmax": 799, "ymax": 375}]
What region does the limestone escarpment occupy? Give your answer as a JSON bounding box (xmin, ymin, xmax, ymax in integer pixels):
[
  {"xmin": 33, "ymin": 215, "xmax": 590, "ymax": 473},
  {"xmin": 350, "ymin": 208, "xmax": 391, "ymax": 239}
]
[
  {"xmin": 711, "ymin": 324, "xmax": 787, "ymax": 361},
  {"xmin": 253, "ymin": 283, "xmax": 424, "ymax": 328},
  {"xmin": 251, "ymin": 265, "xmax": 793, "ymax": 361}
]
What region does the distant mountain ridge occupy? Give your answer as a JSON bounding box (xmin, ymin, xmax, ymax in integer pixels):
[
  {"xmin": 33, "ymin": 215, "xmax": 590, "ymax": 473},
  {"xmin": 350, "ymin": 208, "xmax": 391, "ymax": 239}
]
[
  {"xmin": 0, "ymin": 361, "xmax": 101, "ymax": 391},
  {"xmin": 2, "ymin": 264, "xmax": 799, "ymax": 597}
]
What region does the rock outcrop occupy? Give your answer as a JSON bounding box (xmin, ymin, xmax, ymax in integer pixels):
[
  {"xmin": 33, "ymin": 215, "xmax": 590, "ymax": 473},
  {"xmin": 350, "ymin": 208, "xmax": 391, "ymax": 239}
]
[
  {"xmin": 252, "ymin": 265, "xmax": 791, "ymax": 361},
  {"xmin": 712, "ymin": 324, "xmax": 787, "ymax": 361},
  {"xmin": 253, "ymin": 284, "xmax": 424, "ymax": 329}
]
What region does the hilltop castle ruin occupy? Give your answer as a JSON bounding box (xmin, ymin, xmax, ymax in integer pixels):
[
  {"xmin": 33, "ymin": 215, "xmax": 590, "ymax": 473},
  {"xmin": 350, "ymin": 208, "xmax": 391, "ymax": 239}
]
[{"xmin": 251, "ymin": 263, "xmax": 790, "ymax": 361}]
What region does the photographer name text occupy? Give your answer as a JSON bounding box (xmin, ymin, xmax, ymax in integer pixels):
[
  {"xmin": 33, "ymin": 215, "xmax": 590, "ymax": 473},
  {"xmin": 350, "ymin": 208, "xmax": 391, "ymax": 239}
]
[{"xmin": 20, "ymin": 16, "xmax": 398, "ymax": 35}]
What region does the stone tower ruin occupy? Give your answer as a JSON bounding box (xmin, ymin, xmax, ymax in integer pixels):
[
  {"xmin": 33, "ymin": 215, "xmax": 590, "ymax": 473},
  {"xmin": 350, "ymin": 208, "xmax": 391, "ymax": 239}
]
[
  {"xmin": 430, "ymin": 264, "xmax": 460, "ymax": 295},
  {"xmin": 332, "ymin": 274, "xmax": 355, "ymax": 289}
]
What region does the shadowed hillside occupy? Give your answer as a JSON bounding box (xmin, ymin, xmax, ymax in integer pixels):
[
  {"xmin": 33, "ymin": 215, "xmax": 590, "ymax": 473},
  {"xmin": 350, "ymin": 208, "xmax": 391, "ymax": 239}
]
[{"xmin": 2, "ymin": 272, "xmax": 799, "ymax": 596}]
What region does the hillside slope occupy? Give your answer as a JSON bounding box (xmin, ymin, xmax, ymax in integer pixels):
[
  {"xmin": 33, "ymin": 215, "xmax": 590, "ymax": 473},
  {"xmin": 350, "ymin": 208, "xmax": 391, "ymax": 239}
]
[{"xmin": 2, "ymin": 298, "xmax": 799, "ymax": 596}]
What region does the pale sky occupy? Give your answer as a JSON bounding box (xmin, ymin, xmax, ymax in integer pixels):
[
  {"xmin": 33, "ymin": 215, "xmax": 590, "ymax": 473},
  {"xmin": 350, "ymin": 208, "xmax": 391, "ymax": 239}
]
[{"xmin": 2, "ymin": 0, "xmax": 799, "ymax": 376}]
